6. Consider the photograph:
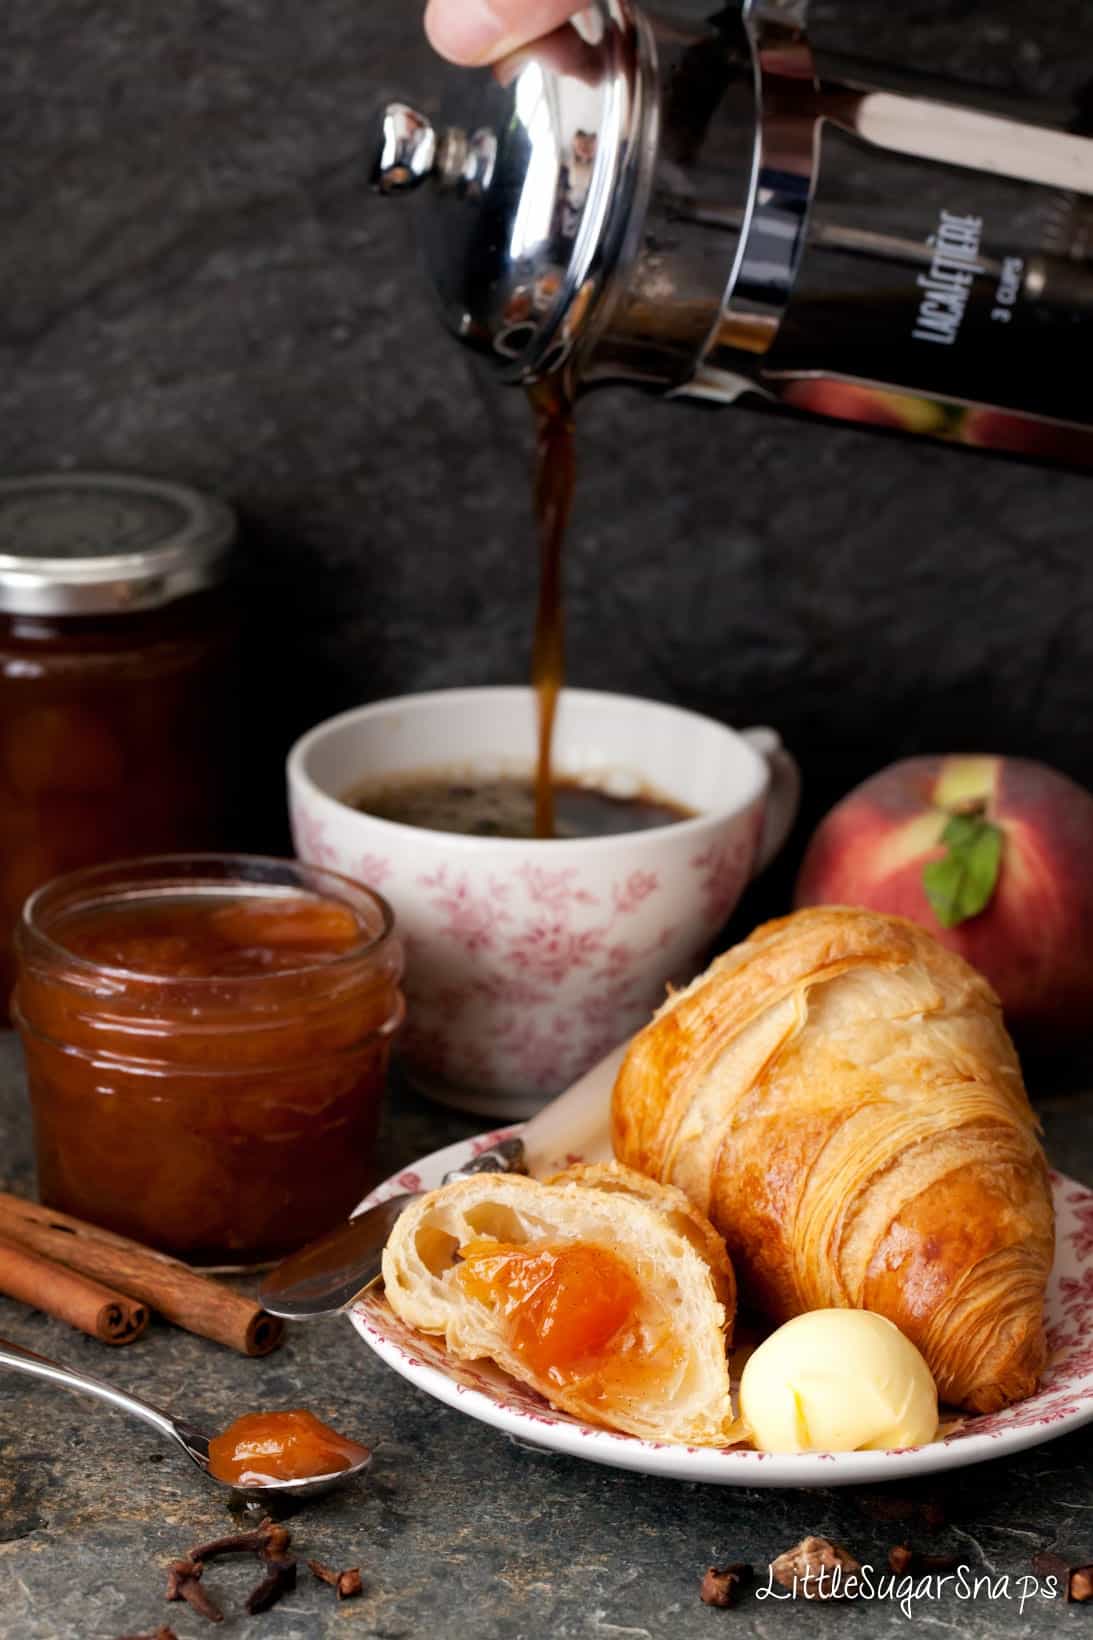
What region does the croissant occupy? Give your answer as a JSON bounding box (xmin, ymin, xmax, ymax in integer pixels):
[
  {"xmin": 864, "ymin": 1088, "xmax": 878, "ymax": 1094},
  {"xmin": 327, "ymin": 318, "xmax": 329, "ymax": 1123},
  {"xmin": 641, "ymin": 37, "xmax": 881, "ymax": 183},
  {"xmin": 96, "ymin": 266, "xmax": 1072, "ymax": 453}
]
[
  {"xmin": 382, "ymin": 1164, "xmax": 736, "ymax": 1443},
  {"xmin": 612, "ymin": 907, "xmax": 1054, "ymax": 1414}
]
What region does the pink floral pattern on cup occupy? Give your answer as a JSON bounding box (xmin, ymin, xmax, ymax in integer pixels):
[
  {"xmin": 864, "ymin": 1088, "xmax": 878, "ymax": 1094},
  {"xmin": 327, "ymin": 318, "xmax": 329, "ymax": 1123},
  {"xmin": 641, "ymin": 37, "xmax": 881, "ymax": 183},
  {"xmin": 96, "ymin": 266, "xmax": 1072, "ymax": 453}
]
[
  {"xmin": 291, "ymin": 791, "xmax": 760, "ymax": 1102},
  {"xmin": 287, "ymin": 689, "xmax": 799, "ymax": 1115}
]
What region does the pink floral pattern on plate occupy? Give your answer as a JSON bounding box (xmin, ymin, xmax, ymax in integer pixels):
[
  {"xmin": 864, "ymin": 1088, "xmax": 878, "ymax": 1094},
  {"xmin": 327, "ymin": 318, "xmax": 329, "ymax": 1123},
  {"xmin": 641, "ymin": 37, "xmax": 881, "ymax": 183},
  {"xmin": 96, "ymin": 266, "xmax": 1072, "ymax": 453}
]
[{"xmin": 349, "ymin": 1139, "xmax": 1093, "ymax": 1488}]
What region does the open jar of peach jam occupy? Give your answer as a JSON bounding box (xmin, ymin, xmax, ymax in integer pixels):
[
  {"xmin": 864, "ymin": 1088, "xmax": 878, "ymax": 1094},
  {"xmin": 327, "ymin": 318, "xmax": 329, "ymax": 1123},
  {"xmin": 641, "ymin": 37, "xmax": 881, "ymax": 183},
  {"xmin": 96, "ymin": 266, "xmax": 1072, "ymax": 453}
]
[
  {"xmin": 0, "ymin": 474, "xmax": 238, "ymax": 1007},
  {"xmin": 13, "ymin": 855, "xmax": 404, "ymax": 1266}
]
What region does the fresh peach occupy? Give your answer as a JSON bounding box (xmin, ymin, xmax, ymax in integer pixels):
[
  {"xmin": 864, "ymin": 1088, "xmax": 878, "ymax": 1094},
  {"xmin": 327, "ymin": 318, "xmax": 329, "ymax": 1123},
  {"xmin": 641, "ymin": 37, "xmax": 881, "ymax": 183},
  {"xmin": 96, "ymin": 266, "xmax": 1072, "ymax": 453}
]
[
  {"xmin": 794, "ymin": 755, "xmax": 1093, "ymax": 1047},
  {"xmin": 780, "ymin": 379, "xmax": 948, "ymax": 436},
  {"xmin": 961, "ymin": 407, "xmax": 1093, "ymax": 467}
]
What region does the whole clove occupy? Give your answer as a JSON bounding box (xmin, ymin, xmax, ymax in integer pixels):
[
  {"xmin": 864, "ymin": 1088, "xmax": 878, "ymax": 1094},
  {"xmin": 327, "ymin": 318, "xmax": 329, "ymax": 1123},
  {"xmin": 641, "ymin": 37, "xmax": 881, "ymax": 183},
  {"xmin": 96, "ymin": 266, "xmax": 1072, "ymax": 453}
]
[
  {"xmin": 1069, "ymin": 1565, "xmax": 1093, "ymax": 1604},
  {"xmin": 245, "ymin": 1554, "xmax": 298, "ymax": 1615},
  {"xmin": 187, "ymin": 1518, "xmax": 292, "ymax": 1564},
  {"xmin": 309, "ymin": 1559, "xmax": 364, "ymax": 1600},
  {"xmin": 887, "ymin": 1544, "xmax": 959, "ymax": 1574},
  {"xmin": 261, "ymin": 1522, "xmax": 293, "ymax": 1560},
  {"xmin": 165, "ymin": 1559, "xmax": 223, "ymax": 1624},
  {"xmin": 1031, "ymin": 1550, "xmax": 1069, "ymax": 1581},
  {"xmin": 700, "ymin": 1562, "xmax": 751, "ymax": 1608}
]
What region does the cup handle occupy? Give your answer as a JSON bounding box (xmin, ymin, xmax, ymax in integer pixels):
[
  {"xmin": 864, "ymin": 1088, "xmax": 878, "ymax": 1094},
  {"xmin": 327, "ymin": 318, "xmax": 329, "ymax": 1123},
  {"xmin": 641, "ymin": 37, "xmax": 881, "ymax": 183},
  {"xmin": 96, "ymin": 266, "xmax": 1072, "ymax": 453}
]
[{"xmin": 740, "ymin": 727, "xmax": 802, "ymax": 876}]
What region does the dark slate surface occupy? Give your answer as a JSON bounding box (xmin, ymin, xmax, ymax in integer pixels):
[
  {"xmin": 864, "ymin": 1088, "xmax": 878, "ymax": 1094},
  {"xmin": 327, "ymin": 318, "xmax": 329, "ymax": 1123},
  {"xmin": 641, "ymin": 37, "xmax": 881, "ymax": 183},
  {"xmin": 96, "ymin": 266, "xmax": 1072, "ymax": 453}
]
[
  {"xmin": 2, "ymin": 0, "xmax": 1093, "ymax": 883},
  {"xmin": 3, "ymin": 2, "xmax": 1093, "ymax": 1634},
  {"xmin": 2, "ymin": 1027, "xmax": 1093, "ymax": 1640}
]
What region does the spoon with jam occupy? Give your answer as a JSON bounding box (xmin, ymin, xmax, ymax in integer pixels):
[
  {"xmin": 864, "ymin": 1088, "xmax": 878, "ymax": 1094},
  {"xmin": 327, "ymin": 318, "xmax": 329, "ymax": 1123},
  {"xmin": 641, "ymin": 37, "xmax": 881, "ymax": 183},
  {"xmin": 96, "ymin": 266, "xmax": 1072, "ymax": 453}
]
[{"xmin": 0, "ymin": 1335, "xmax": 371, "ymax": 1501}]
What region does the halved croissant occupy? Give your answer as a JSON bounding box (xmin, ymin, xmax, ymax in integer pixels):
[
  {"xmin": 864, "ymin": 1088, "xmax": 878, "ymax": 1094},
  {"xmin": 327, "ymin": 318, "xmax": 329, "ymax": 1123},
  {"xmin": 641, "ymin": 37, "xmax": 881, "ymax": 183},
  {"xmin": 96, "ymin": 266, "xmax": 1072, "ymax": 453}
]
[
  {"xmin": 382, "ymin": 1165, "xmax": 736, "ymax": 1444},
  {"xmin": 612, "ymin": 907, "xmax": 1055, "ymax": 1414}
]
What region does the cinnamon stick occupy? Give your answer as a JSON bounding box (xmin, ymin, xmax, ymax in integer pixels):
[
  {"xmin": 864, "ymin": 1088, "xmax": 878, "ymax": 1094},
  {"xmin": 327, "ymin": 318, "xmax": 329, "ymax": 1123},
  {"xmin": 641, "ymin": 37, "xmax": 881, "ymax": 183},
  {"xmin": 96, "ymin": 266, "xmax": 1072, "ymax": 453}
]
[
  {"xmin": 0, "ymin": 1235, "xmax": 148, "ymax": 1344},
  {"xmin": 0, "ymin": 1195, "xmax": 282, "ymax": 1357}
]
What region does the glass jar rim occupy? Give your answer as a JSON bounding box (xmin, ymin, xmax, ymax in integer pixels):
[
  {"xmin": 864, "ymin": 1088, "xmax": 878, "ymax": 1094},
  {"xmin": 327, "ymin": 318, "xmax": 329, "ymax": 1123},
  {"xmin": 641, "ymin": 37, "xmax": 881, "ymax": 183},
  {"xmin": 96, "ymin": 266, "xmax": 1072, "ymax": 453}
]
[
  {"xmin": 10, "ymin": 991, "xmax": 406, "ymax": 1070},
  {"xmin": 18, "ymin": 852, "xmax": 399, "ymax": 988}
]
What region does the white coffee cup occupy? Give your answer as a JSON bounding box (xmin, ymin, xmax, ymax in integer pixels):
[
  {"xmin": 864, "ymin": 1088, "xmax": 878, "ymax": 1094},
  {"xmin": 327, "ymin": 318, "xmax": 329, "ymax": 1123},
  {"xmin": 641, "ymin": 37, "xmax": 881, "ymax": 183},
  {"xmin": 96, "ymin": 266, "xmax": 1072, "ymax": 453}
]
[{"xmin": 287, "ymin": 687, "xmax": 800, "ymax": 1119}]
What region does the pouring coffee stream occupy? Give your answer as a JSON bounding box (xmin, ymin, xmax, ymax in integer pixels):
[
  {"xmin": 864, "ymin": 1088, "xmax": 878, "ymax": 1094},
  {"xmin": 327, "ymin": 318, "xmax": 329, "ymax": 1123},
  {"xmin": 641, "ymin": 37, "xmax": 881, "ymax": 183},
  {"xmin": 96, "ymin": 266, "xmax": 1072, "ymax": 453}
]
[{"xmin": 530, "ymin": 378, "xmax": 577, "ymax": 840}]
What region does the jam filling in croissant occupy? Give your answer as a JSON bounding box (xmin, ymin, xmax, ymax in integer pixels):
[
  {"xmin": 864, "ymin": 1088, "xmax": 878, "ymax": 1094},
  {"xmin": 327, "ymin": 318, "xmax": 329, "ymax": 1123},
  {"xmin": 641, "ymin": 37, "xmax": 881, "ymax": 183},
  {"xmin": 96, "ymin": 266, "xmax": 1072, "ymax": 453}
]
[
  {"xmin": 457, "ymin": 1240, "xmax": 637, "ymax": 1381},
  {"xmin": 382, "ymin": 1169, "xmax": 736, "ymax": 1442},
  {"xmin": 455, "ymin": 1238, "xmax": 677, "ymax": 1404}
]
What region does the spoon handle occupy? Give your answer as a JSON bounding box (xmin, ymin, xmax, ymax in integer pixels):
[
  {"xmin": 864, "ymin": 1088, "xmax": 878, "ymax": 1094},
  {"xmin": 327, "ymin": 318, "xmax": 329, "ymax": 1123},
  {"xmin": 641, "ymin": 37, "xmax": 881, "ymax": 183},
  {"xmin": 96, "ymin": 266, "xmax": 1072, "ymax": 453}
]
[{"xmin": 0, "ymin": 1334, "xmax": 181, "ymax": 1447}]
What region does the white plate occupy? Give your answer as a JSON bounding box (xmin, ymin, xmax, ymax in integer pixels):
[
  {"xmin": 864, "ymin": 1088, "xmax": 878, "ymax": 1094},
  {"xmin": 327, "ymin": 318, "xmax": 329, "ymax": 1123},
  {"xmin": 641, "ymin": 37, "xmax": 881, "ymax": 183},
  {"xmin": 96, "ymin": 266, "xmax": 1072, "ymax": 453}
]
[{"xmin": 350, "ymin": 1134, "xmax": 1093, "ymax": 1487}]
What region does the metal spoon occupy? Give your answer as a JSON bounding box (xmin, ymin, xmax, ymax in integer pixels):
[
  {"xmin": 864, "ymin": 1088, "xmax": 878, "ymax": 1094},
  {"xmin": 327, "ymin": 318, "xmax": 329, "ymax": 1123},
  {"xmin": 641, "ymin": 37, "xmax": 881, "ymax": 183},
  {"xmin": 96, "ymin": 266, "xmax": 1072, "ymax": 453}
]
[
  {"xmin": 259, "ymin": 1043, "xmax": 627, "ymax": 1322},
  {"xmin": 0, "ymin": 1335, "xmax": 371, "ymax": 1501}
]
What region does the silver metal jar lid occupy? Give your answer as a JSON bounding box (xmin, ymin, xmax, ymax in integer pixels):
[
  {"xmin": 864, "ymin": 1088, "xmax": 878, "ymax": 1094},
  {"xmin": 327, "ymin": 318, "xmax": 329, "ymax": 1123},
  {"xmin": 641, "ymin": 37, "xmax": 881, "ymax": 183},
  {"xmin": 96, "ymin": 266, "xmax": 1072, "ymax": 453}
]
[{"xmin": 0, "ymin": 472, "xmax": 236, "ymax": 617}]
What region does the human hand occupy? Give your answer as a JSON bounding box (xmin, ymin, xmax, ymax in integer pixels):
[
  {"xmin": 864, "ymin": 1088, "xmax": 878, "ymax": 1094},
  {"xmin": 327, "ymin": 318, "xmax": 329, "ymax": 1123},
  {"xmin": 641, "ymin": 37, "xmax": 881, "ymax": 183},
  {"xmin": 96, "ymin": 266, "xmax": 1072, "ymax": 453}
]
[{"xmin": 424, "ymin": 0, "xmax": 587, "ymax": 66}]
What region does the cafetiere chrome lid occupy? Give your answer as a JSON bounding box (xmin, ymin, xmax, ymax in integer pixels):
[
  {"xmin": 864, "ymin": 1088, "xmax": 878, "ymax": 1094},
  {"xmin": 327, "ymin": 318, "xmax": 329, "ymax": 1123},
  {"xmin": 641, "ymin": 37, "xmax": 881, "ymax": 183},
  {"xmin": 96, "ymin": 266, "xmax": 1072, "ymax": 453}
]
[
  {"xmin": 372, "ymin": 0, "xmax": 822, "ymax": 396},
  {"xmin": 372, "ymin": 2, "xmax": 651, "ymax": 383}
]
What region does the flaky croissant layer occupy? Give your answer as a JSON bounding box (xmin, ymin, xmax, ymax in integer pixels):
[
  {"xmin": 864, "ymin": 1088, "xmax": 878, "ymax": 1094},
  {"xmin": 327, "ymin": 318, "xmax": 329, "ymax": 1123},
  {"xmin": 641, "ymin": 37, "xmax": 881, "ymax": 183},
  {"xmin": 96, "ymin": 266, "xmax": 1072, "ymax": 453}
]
[
  {"xmin": 382, "ymin": 1166, "xmax": 737, "ymax": 1444},
  {"xmin": 612, "ymin": 906, "xmax": 1055, "ymax": 1413}
]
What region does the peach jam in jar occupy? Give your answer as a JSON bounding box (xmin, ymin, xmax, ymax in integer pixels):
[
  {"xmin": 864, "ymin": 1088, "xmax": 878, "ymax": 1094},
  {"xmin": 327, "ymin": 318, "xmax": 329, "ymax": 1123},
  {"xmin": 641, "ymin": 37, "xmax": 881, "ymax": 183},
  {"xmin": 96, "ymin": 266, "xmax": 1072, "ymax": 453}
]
[
  {"xmin": 14, "ymin": 855, "xmax": 404, "ymax": 1266},
  {"xmin": 0, "ymin": 473, "xmax": 238, "ymax": 1006}
]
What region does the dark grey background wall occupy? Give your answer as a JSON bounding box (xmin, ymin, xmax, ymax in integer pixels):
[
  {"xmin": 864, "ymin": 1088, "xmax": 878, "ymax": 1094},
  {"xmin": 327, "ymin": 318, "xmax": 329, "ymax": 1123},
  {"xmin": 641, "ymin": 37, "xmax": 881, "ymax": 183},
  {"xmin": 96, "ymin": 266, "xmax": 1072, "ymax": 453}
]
[{"xmin": 2, "ymin": 0, "xmax": 1091, "ymax": 906}]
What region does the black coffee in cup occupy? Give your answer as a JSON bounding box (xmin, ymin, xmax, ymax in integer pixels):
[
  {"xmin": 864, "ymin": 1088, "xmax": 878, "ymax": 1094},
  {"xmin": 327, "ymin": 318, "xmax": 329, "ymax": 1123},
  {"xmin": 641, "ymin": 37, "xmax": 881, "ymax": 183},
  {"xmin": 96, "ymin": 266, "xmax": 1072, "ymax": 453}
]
[{"xmin": 346, "ymin": 772, "xmax": 694, "ymax": 840}]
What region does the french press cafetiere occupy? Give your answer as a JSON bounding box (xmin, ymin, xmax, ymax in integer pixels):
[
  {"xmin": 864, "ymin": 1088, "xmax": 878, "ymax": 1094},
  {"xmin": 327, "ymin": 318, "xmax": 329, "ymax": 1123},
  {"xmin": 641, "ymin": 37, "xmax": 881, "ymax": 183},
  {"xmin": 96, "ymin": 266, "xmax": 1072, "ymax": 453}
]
[{"xmin": 374, "ymin": 0, "xmax": 1093, "ymax": 465}]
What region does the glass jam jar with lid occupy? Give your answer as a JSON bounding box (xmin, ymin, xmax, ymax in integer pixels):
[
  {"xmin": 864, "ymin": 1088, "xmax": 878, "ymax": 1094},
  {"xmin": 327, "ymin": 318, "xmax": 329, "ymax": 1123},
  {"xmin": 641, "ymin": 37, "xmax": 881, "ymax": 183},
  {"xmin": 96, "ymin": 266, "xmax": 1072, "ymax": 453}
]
[
  {"xmin": 0, "ymin": 473, "xmax": 237, "ymax": 1006},
  {"xmin": 13, "ymin": 854, "xmax": 405, "ymax": 1267}
]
